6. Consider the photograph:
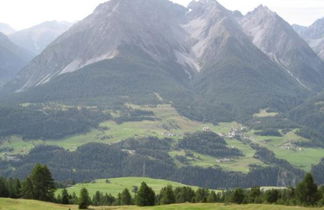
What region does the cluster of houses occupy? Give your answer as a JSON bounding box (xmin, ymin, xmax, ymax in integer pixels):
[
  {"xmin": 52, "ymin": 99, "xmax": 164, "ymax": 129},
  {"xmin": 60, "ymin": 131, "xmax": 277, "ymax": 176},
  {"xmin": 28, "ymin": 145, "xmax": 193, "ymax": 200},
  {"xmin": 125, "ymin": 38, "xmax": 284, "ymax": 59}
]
[{"xmin": 280, "ymin": 142, "xmax": 303, "ymax": 151}]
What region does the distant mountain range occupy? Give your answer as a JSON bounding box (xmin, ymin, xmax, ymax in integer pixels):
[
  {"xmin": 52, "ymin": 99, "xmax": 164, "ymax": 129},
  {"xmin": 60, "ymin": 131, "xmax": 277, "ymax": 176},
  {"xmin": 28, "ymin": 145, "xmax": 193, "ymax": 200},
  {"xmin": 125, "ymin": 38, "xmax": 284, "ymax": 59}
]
[
  {"xmin": 0, "ymin": 21, "xmax": 72, "ymax": 87},
  {"xmin": 293, "ymin": 18, "xmax": 324, "ymax": 61},
  {"xmin": 0, "ymin": 32, "xmax": 33, "ymax": 86},
  {"xmin": 9, "ymin": 21, "xmax": 72, "ymax": 55},
  {"xmin": 3, "ymin": 0, "xmax": 324, "ymax": 121}
]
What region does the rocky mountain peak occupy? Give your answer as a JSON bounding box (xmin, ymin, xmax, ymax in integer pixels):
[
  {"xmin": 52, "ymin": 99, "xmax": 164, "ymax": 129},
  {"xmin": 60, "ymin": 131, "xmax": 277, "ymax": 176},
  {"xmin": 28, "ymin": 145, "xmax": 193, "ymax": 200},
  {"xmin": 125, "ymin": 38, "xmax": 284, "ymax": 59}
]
[
  {"xmin": 241, "ymin": 5, "xmax": 324, "ymax": 90},
  {"xmin": 254, "ymin": 5, "xmax": 274, "ymax": 14},
  {"xmin": 307, "ymin": 17, "xmax": 324, "ymax": 39},
  {"xmin": 188, "ymin": 0, "xmax": 228, "ymax": 15}
]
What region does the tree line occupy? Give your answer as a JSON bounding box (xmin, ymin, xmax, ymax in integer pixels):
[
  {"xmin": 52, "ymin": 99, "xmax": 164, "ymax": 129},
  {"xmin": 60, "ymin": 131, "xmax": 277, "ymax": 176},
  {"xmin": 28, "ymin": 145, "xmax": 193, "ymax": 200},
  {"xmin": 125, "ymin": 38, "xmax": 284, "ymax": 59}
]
[{"xmin": 1, "ymin": 164, "xmax": 324, "ymax": 209}]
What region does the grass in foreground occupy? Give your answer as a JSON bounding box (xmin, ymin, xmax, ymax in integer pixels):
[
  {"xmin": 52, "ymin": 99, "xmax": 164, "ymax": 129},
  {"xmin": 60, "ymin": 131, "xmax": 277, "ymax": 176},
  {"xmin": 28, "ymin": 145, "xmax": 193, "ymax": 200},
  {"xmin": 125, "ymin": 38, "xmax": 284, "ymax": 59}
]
[
  {"xmin": 1, "ymin": 199, "xmax": 323, "ymax": 210},
  {"xmin": 98, "ymin": 203, "xmax": 324, "ymax": 210},
  {"xmin": 0, "ymin": 198, "xmax": 77, "ymax": 210}
]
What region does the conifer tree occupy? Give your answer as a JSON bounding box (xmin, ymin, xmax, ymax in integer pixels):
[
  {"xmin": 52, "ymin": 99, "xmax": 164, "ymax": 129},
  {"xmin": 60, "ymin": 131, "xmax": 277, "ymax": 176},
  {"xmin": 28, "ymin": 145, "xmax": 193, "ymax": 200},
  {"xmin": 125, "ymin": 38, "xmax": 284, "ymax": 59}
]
[
  {"xmin": 61, "ymin": 188, "xmax": 70, "ymax": 204},
  {"xmin": 121, "ymin": 188, "xmax": 132, "ymax": 205},
  {"xmin": 79, "ymin": 188, "xmax": 91, "ymax": 209},
  {"xmin": 136, "ymin": 182, "xmax": 155, "ymax": 206},
  {"xmin": 195, "ymin": 188, "xmax": 209, "ymax": 203},
  {"xmin": 92, "ymin": 191, "xmax": 102, "ymax": 206},
  {"xmin": 207, "ymin": 191, "xmax": 218, "ymax": 203},
  {"xmin": 159, "ymin": 185, "xmax": 175, "ymax": 205},
  {"xmin": 264, "ymin": 189, "xmax": 279, "ymax": 204},
  {"xmin": 231, "ymin": 188, "xmax": 245, "ymax": 204},
  {"xmin": 29, "ymin": 164, "xmax": 56, "ymax": 201},
  {"xmin": 174, "ymin": 186, "xmax": 195, "ymax": 203},
  {"xmin": 296, "ymin": 173, "xmax": 320, "ymax": 206},
  {"xmin": 21, "ymin": 177, "xmax": 34, "ymax": 199},
  {"xmin": 0, "ymin": 178, "xmax": 9, "ymax": 198}
]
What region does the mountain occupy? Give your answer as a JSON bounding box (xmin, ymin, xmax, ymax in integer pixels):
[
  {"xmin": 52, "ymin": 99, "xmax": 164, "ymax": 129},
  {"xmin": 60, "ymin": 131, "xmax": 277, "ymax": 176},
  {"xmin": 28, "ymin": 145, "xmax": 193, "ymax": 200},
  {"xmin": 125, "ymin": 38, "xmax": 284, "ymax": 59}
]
[
  {"xmin": 4, "ymin": 0, "xmax": 191, "ymax": 106},
  {"xmin": 3, "ymin": 0, "xmax": 309, "ymax": 123},
  {"xmin": 180, "ymin": 0, "xmax": 306, "ymax": 122},
  {"xmin": 0, "ymin": 32, "xmax": 33, "ymax": 86},
  {"xmin": 0, "ymin": 23, "xmax": 15, "ymax": 35},
  {"xmin": 1, "ymin": 0, "xmax": 324, "ymax": 189},
  {"xmin": 293, "ymin": 18, "xmax": 324, "ymax": 60},
  {"xmin": 295, "ymin": 18, "xmax": 324, "ymax": 40},
  {"xmin": 9, "ymin": 21, "xmax": 72, "ymax": 55},
  {"xmin": 240, "ymin": 6, "xmax": 324, "ymax": 91}
]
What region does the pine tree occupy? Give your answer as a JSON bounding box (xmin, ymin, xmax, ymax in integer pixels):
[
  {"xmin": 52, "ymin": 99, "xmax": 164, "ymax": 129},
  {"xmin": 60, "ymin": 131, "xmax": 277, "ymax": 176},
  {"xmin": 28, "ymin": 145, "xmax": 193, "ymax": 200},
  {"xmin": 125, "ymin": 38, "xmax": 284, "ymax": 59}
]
[
  {"xmin": 264, "ymin": 189, "xmax": 279, "ymax": 203},
  {"xmin": 29, "ymin": 164, "xmax": 56, "ymax": 201},
  {"xmin": 159, "ymin": 185, "xmax": 175, "ymax": 205},
  {"xmin": 79, "ymin": 188, "xmax": 91, "ymax": 209},
  {"xmin": 135, "ymin": 182, "xmax": 155, "ymax": 206},
  {"xmin": 318, "ymin": 186, "xmax": 324, "ymax": 206},
  {"xmin": 207, "ymin": 191, "xmax": 218, "ymax": 203},
  {"xmin": 104, "ymin": 193, "xmax": 116, "ymax": 205},
  {"xmin": 56, "ymin": 194, "xmax": 62, "ymax": 203},
  {"xmin": 21, "ymin": 177, "xmax": 34, "ymax": 199},
  {"xmin": 121, "ymin": 188, "xmax": 132, "ymax": 205},
  {"xmin": 71, "ymin": 192, "xmax": 79, "ymax": 204},
  {"xmin": 231, "ymin": 188, "xmax": 245, "ymax": 204},
  {"xmin": 174, "ymin": 186, "xmax": 195, "ymax": 203},
  {"xmin": 92, "ymin": 191, "xmax": 102, "ymax": 206},
  {"xmin": 0, "ymin": 178, "xmax": 9, "ymax": 198},
  {"xmin": 195, "ymin": 188, "xmax": 209, "ymax": 203},
  {"xmin": 248, "ymin": 187, "xmax": 261, "ymax": 203},
  {"xmin": 7, "ymin": 178, "xmax": 21, "ymax": 198},
  {"xmin": 296, "ymin": 173, "xmax": 320, "ymax": 206},
  {"xmin": 61, "ymin": 188, "xmax": 70, "ymax": 204}
]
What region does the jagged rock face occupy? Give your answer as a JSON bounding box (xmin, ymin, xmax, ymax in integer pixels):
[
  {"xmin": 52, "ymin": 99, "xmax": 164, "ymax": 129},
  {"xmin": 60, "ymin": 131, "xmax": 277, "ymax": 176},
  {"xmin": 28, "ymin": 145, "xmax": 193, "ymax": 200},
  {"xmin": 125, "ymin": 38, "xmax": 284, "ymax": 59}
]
[
  {"xmin": 183, "ymin": 0, "xmax": 238, "ymax": 70},
  {"xmin": 240, "ymin": 6, "xmax": 324, "ymax": 90},
  {"xmin": 183, "ymin": 1, "xmax": 305, "ymax": 114},
  {"xmin": 13, "ymin": 0, "xmax": 189, "ymax": 91},
  {"xmin": 300, "ymin": 18, "xmax": 324, "ymax": 40},
  {"xmin": 310, "ymin": 39, "xmax": 324, "ymax": 60},
  {"xmin": 9, "ymin": 21, "xmax": 72, "ymax": 55},
  {"xmin": 11, "ymin": 0, "xmax": 324, "ymax": 92},
  {"xmin": 3, "ymin": 0, "xmax": 323, "ymax": 117},
  {"xmin": 0, "ymin": 33, "xmax": 33, "ymax": 86}
]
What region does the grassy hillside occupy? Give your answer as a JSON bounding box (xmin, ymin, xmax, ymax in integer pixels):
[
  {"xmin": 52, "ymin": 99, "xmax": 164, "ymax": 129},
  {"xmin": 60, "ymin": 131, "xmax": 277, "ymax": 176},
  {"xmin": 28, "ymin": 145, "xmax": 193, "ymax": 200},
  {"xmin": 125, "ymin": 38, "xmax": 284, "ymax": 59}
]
[
  {"xmin": 0, "ymin": 199, "xmax": 323, "ymax": 210},
  {"xmin": 1, "ymin": 103, "xmax": 324, "ymax": 174},
  {"xmin": 1, "ymin": 103, "xmax": 324, "ymax": 187},
  {"xmin": 0, "ymin": 104, "xmax": 266, "ymax": 174},
  {"xmin": 0, "ymin": 198, "xmax": 77, "ymax": 210},
  {"xmin": 64, "ymin": 177, "xmax": 199, "ymax": 197}
]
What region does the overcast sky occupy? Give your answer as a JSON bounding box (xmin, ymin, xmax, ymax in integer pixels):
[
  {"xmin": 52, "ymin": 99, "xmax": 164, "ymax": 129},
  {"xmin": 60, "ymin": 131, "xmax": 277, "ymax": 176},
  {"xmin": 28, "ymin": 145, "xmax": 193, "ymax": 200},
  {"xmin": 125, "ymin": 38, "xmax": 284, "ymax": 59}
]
[{"xmin": 0, "ymin": 0, "xmax": 323, "ymax": 30}]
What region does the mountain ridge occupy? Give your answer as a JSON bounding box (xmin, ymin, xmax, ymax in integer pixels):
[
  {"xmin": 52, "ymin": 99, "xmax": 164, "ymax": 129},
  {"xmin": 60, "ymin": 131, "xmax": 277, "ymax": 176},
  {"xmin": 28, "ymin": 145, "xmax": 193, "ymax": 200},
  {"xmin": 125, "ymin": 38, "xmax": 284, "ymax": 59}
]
[
  {"xmin": 240, "ymin": 6, "xmax": 324, "ymax": 91},
  {"xmin": 1, "ymin": 0, "xmax": 323, "ymax": 122},
  {"xmin": 293, "ymin": 17, "xmax": 324, "ymax": 61},
  {"xmin": 0, "ymin": 32, "xmax": 33, "ymax": 86},
  {"xmin": 9, "ymin": 21, "xmax": 72, "ymax": 55}
]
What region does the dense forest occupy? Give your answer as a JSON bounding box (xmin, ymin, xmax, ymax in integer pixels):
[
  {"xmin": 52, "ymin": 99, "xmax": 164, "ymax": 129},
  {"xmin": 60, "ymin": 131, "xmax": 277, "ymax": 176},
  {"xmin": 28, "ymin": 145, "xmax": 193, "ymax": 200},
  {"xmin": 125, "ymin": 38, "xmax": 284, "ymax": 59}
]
[
  {"xmin": 1, "ymin": 164, "xmax": 323, "ymax": 209},
  {"xmin": 0, "ymin": 104, "xmax": 158, "ymax": 140},
  {"xmin": 0, "ymin": 105, "xmax": 111, "ymax": 140}
]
